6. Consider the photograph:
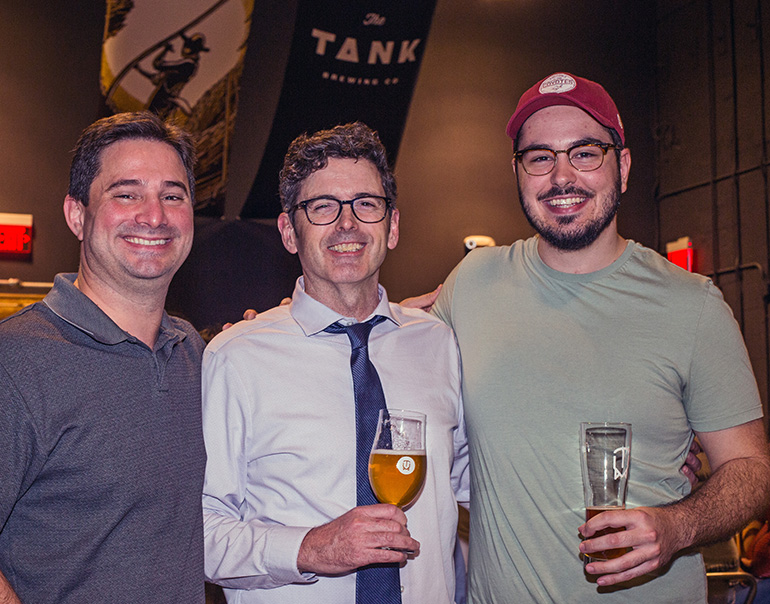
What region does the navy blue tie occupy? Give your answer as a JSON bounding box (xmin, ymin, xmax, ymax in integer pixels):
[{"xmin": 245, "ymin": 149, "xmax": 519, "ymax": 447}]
[{"xmin": 325, "ymin": 316, "xmax": 402, "ymax": 604}]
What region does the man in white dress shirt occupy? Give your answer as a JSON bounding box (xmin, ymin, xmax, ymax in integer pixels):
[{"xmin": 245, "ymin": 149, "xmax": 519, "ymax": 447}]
[{"xmin": 201, "ymin": 122, "xmax": 469, "ymax": 604}]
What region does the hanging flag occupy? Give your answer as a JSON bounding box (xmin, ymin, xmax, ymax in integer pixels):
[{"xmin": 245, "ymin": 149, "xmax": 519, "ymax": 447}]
[
  {"xmin": 240, "ymin": 0, "xmax": 439, "ymax": 219},
  {"xmin": 100, "ymin": 0, "xmax": 255, "ymax": 215}
]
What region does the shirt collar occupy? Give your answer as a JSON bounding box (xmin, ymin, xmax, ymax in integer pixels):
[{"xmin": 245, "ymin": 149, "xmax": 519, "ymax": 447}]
[
  {"xmin": 289, "ymin": 276, "xmax": 400, "ymax": 336},
  {"xmin": 43, "ymin": 273, "xmax": 187, "ymax": 349}
]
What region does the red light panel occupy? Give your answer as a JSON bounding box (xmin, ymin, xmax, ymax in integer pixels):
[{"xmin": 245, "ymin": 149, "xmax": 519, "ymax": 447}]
[
  {"xmin": 665, "ymin": 236, "xmax": 693, "ymax": 272},
  {"xmin": 0, "ymin": 214, "xmax": 33, "ymax": 255}
]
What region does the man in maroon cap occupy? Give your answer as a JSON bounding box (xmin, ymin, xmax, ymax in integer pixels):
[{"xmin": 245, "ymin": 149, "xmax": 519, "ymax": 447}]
[{"xmin": 430, "ymin": 72, "xmax": 770, "ymax": 602}]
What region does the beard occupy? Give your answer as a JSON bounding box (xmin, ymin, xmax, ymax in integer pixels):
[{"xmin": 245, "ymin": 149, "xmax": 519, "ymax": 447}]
[{"xmin": 517, "ymin": 173, "xmax": 622, "ymax": 251}]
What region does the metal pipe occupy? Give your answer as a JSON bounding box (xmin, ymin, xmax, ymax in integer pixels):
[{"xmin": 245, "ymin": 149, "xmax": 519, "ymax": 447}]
[{"xmin": 0, "ymin": 278, "xmax": 54, "ymax": 289}]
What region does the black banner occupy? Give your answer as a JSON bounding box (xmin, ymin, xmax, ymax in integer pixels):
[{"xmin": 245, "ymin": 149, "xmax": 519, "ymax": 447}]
[{"xmin": 240, "ymin": 0, "xmax": 438, "ymax": 219}]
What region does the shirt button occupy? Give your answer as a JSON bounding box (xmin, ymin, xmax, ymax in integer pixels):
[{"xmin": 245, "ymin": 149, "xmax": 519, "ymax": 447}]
[{"xmin": 400, "ymin": 585, "xmax": 405, "ymax": 593}]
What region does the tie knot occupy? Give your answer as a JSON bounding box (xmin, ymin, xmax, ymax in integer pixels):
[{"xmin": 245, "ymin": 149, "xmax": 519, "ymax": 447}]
[{"xmin": 325, "ymin": 315, "xmax": 386, "ymax": 349}]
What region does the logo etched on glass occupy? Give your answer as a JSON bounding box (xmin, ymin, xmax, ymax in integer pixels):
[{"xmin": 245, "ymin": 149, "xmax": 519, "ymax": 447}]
[
  {"xmin": 613, "ymin": 446, "xmax": 630, "ymax": 479},
  {"xmin": 397, "ymin": 456, "xmax": 415, "ymax": 475}
]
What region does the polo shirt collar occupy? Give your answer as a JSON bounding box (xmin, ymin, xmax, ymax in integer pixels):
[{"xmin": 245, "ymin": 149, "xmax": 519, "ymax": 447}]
[{"xmin": 43, "ymin": 273, "xmax": 186, "ymax": 348}]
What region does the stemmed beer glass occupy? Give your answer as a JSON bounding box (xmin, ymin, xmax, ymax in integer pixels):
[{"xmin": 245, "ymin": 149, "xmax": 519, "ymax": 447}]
[{"xmin": 368, "ymin": 409, "xmax": 427, "ymax": 509}]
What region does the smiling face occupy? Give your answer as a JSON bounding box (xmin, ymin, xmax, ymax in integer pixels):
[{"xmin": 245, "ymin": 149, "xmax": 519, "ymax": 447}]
[
  {"xmin": 278, "ymin": 157, "xmax": 399, "ymax": 312},
  {"xmin": 513, "ymin": 105, "xmax": 630, "ymax": 253},
  {"xmin": 64, "ymin": 138, "xmax": 194, "ymax": 296}
]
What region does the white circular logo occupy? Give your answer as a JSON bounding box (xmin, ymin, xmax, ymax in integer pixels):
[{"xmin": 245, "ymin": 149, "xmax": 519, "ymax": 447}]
[
  {"xmin": 396, "ymin": 456, "xmax": 416, "ymax": 475},
  {"xmin": 539, "ymin": 73, "xmax": 577, "ymax": 95}
]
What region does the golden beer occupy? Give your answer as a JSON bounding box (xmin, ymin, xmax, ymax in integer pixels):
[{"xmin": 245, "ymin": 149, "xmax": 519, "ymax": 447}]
[
  {"xmin": 584, "ymin": 506, "xmax": 629, "ymax": 560},
  {"xmin": 369, "ymin": 449, "xmax": 426, "ymax": 508}
]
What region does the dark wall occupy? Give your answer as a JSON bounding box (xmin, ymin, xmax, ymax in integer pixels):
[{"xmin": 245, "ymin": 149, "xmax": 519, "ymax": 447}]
[
  {"xmin": 166, "ymin": 217, "xmax": 301, "ymax": 329},
  {"xmin": 656, "ymin": 0, "xmax": 770, "ymax": 425},
  {"xmin": 0, "ymin": 0, "xmax": 657, "ymax": 315},
  {"xmin": 0, "ymin": 1, "xmax": 104, "ymax": 282}
]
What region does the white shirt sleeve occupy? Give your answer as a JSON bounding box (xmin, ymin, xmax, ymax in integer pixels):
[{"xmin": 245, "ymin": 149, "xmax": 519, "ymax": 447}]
[{"xmin": 201, "ymin": 346, "xmax": 316, "ymax": 589}]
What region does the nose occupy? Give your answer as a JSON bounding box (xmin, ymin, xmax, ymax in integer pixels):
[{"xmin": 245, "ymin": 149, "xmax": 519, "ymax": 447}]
[
  {"xmin": 550, "ymin": 151, "xmax": 577, "ymax": 187},
  {"xmin": 335, "ymin": 202, "xmax": 358, "ymax": 230},
  {"xmin": 135, "ymin": 196, "xmax": 167, "ymax": 229}
]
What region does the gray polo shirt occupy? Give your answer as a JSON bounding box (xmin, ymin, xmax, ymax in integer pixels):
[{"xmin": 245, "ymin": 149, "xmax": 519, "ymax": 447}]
[{"xmin": 0, "ymin": 273, "xmax": 206, "ymax": 603}]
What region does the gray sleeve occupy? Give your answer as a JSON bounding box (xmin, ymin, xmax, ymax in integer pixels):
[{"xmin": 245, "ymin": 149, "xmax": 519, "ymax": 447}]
[
  {"xmin": 684, "ymin": 282, "xmax": 763, "ymax": 432},
  {"xmin": 0, "ymin": 362, "xmax": 42, "ymax": 529}
]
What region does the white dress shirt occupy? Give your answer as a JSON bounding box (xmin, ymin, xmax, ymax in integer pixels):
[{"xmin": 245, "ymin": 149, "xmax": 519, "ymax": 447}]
[{"xmin": 202, "ymin": 278, "xmax": 469, "ymax": 604}]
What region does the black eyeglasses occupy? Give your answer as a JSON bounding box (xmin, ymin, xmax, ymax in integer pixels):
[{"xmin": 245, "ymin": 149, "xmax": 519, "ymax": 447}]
[
  {"xmin": 291, "ymin": 195, "xmax": 391, "ymax": 226},
  {"xmin": 514, "ymin": 143, "xmax": 619, "ymax": 176}
]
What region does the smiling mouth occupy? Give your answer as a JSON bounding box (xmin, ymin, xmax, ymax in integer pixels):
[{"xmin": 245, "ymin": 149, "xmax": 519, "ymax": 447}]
[
  {"xmin": 545, "ymin": 196, "xmax": 585, "ymax": 208},
  {"xmin": 329, "ymin": 242, "xmax": 364, "ymax": 252},
  {"xmin": 124, "ymin": 236, "xmax": 171, "ymax": 246}
]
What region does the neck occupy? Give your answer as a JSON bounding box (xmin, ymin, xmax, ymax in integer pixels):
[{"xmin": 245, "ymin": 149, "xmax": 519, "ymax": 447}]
[
  {"xmin": 304, "ymin": 278, "xmax": 381, "ymax": 322},
  {"xmin": 537, "ymin": 228, "xmax": 628, "ymax": 274},
  {"xmin": 74, "ymin": 270, "xmax": 168, "ymax": 347}
]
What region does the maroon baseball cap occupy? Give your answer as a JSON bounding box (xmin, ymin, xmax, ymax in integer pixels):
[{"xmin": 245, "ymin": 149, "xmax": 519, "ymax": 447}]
[{"xmin": 506, "ymin": 72, "xmax": 625, "ymax": 145}]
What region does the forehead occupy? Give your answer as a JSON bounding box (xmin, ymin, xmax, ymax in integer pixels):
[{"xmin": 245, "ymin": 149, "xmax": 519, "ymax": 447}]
[
  {"xmin": 95, "ymin": 139, "xmax": 186, "ymax": 181},
  {"xmin": 518, "ymin": 105, "xmax": 612, "ymax": 147},
  {"xmin": 300, "ymin": 157, "xmax": 383, "ymax": 198}
]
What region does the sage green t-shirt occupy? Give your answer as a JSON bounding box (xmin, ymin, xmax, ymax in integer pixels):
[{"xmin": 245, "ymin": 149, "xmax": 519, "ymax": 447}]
[{"xmin": 433, "ymin": 237, "xmax": 762, "ymax": 604}]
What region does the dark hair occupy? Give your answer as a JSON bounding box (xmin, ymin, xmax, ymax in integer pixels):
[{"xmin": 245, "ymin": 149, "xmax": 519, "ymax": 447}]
[
  {"xmin": 279, "ymin": 122, "xmax": 397, "ymax": 213},
  {"xmin": 608, "ymin": 127, "xmax": 624, "ymax": 162},
  {"xmin": 68, "ymin": 111, "xmax": 197, "ymax": 205}
]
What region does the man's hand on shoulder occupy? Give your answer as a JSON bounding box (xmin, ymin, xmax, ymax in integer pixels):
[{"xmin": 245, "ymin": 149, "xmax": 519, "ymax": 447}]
[
  {"xmin": 222, "ymin": 299, "xmax": 293, "ymax": 330},
  {"xmin": 400, "ymin": 284, "xmax": 442, "ymax": 313},
  {"xmin": 297, "ymin": 504, "xmax": 420, "ymax": 575}
]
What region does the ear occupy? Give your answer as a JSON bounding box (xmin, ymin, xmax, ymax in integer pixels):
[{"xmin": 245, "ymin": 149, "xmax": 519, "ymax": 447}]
[
  {"xmin": 619, "ymin": 148, "xmax": 631, "ymax": 193},
  {"xmin": 387, "ymin": 208, "xmax": 400, "ymax": 250},
  {"xmin": 511, "ymin": 157, "xmax": 521, "ymax": 183},
  {"xmin": 277, "ymin": 212, "xmax": 298, "ymax": 254},
  {"xmin": 63, "ymin": 195, "xmax": 85, "ymax": 241}
]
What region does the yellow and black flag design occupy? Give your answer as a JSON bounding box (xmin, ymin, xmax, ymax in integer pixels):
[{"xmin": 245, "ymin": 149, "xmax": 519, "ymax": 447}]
[{"xmin": 100, "ymin": 0, "xmax": 255, "ymax": 215}]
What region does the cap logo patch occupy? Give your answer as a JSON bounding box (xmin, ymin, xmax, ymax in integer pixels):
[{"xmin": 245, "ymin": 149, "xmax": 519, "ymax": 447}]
[{"xmin": 538, "ymin": 73, "xmax": 576, "ymax": 95}]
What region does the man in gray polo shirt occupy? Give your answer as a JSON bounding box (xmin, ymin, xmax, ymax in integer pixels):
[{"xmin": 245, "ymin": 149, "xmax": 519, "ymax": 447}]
[{"xmin": 0, "ymin": 112, "xmax": 206, "ymax": 603}]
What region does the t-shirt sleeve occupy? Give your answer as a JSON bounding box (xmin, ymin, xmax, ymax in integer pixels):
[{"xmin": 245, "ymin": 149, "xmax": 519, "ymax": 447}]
[
  {"xmin": 684, "ymin": 282, "xmax": 763, "ymax": 432},
  {"xmin": 431, "ymin": 260, "xmax": 462, "ymax": 329}
]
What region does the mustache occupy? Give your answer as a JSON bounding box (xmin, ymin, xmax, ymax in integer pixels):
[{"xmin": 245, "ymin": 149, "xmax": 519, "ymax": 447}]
[{"xmin": 537, "ymin": 185, "xmax": 594, "ymax": 202}]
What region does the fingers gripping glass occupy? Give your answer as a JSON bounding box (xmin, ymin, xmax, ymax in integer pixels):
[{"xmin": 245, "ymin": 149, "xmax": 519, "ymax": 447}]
[
  {"xmin": 292, "ymin": 195, "xmax": 391, "ymax": 225},
  {"xmin": 514, "ymin": 143, "xmax": 619, "ymax": 176}
]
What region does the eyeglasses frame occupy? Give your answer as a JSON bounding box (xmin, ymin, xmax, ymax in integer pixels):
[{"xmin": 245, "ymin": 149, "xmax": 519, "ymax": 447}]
[
  {"xmin": 290, "ymin": 195, "xmax": 393, "ymax": 226},
  {"xmin": 513, "ymin": 142, "xmax": 620, "ymax": 176}
]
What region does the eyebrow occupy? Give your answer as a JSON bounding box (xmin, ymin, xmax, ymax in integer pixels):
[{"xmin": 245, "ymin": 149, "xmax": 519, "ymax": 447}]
[
  {"xmin": 518, "ymin": 137, "xmax": 612, "ymax": 152},
  {"xmin": 106, "ymin": 179, "xmax": 189, "ymax": 194},
  {"xmin": 302, "ymin": 192, "xmax": 385, "ymax": 201}
]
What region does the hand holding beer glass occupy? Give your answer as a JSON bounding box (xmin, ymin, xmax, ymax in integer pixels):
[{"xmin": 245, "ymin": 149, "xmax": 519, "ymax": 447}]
[
  {"xmin": 580, "ymin": 422, "xmax": 631, "ymax": 563},
  {"xmin": 368, "ymin": 409, "xmax": 427, "ymax": 509}
]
